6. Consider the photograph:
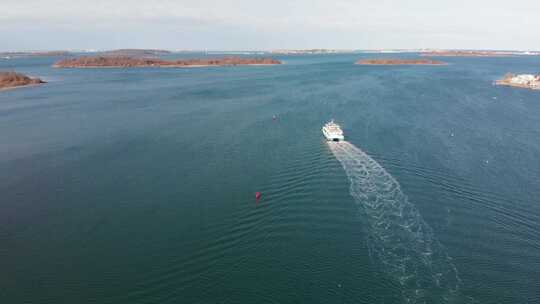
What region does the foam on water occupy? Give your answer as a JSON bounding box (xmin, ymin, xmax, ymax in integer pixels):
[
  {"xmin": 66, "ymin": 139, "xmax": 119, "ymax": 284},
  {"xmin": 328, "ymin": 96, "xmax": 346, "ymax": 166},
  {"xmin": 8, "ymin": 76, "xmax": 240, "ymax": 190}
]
[{"xmin": 329, "ymin": 141, "xmax": 471, "ymax": 303}]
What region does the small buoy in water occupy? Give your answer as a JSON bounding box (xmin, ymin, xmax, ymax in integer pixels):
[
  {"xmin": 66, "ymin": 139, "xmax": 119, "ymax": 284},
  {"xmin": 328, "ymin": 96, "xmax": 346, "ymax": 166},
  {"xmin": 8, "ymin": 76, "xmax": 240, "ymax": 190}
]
[
  {"xmin": 272, "ymin": 115, "xmax": 277, "ymax": 120},
  {"xmin": 450, "ymin": 132, "xmax": 454, "ymax": 137},
  {"xmin": 255, "ymin": 192, "xmax": 261, "ymax": 200}
]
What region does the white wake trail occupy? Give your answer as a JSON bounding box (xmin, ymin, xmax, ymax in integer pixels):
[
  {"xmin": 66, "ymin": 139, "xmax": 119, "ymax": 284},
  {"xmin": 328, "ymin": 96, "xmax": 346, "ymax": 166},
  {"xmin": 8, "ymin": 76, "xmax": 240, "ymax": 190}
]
[{"xmin": 329, "ymin": 141, "xmax": 471, "ymax": 303}]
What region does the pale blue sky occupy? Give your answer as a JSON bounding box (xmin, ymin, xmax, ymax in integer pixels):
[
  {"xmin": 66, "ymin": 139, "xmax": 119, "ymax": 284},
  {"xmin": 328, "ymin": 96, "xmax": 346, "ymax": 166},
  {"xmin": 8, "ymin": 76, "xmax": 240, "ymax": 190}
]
[{"xmin": 2, "ymin": 0, "xmax": 539, "ymax": 51}]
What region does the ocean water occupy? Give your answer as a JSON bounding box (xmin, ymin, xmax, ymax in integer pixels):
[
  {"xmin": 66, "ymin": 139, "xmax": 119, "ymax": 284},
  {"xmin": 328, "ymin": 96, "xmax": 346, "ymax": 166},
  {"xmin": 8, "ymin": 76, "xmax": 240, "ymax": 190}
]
[{"xmin": 1, "ymin": 53, "xmax": 540, "ymax": 304}]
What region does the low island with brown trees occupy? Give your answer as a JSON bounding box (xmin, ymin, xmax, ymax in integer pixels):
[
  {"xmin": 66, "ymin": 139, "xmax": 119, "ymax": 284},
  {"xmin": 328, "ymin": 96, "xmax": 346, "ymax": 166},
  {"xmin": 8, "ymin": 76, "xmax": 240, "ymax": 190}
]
[
  {"xmin": 355, "ymin": 58, "xmax": 446, "ymax": 65},
  {"xmin": 0, "ymin": 72, "xmax": 46, "ymax": 91},
  {"xmin": 53, "ymin": 56, "xmax": 282, "ymax": 68}
]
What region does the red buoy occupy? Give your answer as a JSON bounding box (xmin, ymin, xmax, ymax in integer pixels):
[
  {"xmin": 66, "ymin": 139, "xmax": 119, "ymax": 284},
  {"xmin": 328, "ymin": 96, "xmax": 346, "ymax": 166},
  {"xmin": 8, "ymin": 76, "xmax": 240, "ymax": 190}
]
[{"xmin": 255, "ymin": 192, "xmax": 261, "ymax": 200}]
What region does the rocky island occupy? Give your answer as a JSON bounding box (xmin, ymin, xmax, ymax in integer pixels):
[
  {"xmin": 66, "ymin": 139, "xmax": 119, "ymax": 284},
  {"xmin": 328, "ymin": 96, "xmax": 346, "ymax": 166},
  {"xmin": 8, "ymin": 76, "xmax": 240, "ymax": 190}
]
[
  {"xmin": 355, "ymin": 58, "xmax": 446, "ymax": 65},
  {"xmin": 53, "ymin": 56, "xmax": 282, "ymax": 68},
  {"xmin": 495, "ymin": 73, "xmax": 540, "ymax": 90},
  {"xmin": 0, "ymin": 72, "xmax": 45, "ymax": 91}
]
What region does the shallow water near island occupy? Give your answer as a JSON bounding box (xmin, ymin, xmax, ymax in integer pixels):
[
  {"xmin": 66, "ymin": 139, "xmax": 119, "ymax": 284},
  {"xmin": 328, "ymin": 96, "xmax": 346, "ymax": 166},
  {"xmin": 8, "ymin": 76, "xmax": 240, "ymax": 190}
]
[{"xmin": 1, "ymin": 53, "xmax": 540, "ymax": 304}]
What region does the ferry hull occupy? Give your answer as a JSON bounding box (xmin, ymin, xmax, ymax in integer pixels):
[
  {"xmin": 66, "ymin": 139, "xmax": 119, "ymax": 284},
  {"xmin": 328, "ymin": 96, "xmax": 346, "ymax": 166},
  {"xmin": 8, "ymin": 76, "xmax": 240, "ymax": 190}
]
[{"xmin": 322, "ymin": 128, "xmax": 344, "ymax": 141}]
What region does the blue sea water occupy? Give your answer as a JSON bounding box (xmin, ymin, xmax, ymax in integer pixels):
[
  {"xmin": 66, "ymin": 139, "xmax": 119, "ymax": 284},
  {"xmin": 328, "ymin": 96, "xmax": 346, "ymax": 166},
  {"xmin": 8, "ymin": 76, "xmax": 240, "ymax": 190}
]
[{"xmin": 1, "ymin": 53, "xmax": 540, "ymax": 303}]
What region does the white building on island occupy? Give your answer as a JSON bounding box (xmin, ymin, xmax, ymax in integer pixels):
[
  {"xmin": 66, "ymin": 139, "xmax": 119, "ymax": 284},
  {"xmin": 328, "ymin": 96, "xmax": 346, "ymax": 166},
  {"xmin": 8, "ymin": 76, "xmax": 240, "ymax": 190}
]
[{"xmin": 510, "ymin": 74, "xmax": 536, "ymax": 84}]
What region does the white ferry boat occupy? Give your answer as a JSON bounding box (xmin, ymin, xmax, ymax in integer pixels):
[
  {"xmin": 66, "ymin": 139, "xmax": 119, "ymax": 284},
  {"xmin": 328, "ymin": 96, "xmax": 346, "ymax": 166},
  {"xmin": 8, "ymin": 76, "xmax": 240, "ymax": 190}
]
[{"xmin": 322, "ymin": 120, "xmax": 344, "ymax": 141}]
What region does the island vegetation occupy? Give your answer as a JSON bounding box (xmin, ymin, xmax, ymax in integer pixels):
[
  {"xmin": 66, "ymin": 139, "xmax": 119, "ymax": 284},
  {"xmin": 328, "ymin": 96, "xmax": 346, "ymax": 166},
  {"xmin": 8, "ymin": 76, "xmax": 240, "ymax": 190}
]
[
  {"xmin": 0, "ymin": 71, "xmax": 46, "ymax": 91},
  {"xmin": 495, "ymin": 73, "xmax": 540, "ymax": 90},
  {"xmin": 53, "ymin": 56, "xmax": 282, "ymax": 68},
  {"xmin": 355, "ymin": 58, "xmax": 446, "ymax": 65}
]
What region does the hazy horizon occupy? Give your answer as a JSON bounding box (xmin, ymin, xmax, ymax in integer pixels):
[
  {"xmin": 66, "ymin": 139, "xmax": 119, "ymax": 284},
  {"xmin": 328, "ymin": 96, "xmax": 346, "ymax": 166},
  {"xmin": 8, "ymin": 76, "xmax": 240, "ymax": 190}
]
[{"xmin": 2, "ymin": 0, "xmax": 540, "ymax": 52}]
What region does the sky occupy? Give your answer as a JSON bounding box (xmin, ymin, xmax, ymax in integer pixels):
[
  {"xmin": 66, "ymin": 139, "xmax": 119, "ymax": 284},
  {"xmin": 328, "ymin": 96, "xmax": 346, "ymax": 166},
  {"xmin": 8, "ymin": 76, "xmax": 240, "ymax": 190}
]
[{"xmin": 1, "ymin": 0, "xmax": 539, "ymax": 51}]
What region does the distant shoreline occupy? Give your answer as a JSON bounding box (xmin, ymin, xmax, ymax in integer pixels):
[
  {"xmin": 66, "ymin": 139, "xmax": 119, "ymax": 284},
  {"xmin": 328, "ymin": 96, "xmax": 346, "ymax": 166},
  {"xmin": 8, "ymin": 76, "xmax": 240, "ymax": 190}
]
[
  {"xmin": 420, "ymin": 50, "xmax": 516, "ymax": 57},
  {"xmin": 0, "ymin": 51, "xmax": 71, "ymax": 58},
  {"xmin": 355, "ymin": 58, "xmax": 447, "ymax": 66}
]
